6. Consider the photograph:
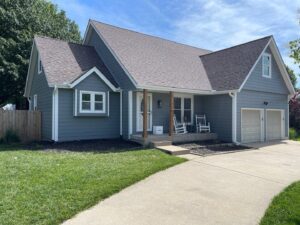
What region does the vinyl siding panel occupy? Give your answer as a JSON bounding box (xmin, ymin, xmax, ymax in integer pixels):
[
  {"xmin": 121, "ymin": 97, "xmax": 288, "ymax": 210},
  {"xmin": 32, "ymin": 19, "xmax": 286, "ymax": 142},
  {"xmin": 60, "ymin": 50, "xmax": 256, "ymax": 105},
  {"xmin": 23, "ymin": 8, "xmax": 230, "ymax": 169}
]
[
  {"xmin": 243, "ymin": 47, "xmax": 289, "ymax": 94},
  {"xmin": 29, "ymin": 50, "xmax": 53, "ymax": 140},
  {"xmin": 200, "ymin": 95, "xmax": 232, "ymax": 142},
  {"xmin": 86, "ymin": 29, "xmax": 136, "ymax": 90},
  {"xmin": 57, "ymin": 73, "xmax": 120, "ymax": 141},
  {"xmin": 236, "ymin": 90, "xmax": 288, "ymax": 142}
]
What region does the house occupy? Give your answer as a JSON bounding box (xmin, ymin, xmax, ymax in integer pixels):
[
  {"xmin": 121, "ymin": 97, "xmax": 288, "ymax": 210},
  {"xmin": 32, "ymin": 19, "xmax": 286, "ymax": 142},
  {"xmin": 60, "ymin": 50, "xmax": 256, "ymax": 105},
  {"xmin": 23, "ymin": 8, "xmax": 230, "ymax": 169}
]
[{"xmin": 24, "ymin": 19, "xmax": 295, "ymax": 145}]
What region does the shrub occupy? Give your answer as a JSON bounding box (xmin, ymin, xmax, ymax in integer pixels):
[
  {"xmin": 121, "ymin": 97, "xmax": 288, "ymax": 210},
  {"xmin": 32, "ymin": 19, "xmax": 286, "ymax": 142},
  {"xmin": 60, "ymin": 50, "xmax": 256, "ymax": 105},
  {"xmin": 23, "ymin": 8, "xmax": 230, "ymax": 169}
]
[
  {"xmin": 289, "ymin": 128, "xmax": 298, "ymax": 140},
  {"xmin": 1, "ymin": 129, "xmax": 20, "ymax": 144}
]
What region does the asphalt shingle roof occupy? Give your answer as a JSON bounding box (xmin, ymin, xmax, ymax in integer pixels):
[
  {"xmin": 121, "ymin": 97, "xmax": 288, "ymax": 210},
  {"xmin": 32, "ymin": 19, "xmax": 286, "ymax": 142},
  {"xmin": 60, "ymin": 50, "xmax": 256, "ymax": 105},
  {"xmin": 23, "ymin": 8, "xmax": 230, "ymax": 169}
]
[
  {"xmin": 92, "ymin": 20, "xmax": 213, "ymax": 91},
  {"xmin": 34, "ymin": 21, "xmax": 272, "ymax": 92},
  {"xmin": 200, "ymin": 36, "xmax": 271, "ymax": 91},
  {"xmin": 92, "ymin": 20, "xmax": 271, "ymax": 91},
  {"xmin": 34, "ymin": 36, "xmax": 118, "ymax": 87}
]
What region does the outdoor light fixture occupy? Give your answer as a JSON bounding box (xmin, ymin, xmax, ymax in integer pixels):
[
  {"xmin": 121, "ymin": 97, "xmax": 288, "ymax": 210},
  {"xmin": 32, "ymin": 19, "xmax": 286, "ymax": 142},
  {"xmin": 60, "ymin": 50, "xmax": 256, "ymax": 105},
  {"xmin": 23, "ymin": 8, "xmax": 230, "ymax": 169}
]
[
  {"xmin": 157, "ymin": 100, "xmax": 162, "ymax": 108},
  {"xmin": 263, "ymin": 101, "xmax": 269, "ymax": 105}
]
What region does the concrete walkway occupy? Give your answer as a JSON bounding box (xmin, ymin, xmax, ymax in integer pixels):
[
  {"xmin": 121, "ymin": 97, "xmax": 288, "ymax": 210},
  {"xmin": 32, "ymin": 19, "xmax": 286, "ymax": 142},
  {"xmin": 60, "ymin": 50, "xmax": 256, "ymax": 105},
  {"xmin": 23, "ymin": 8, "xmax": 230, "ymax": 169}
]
[{"xmin": 63, "ymin": 140, "xmax": 300, "ymax": 225}]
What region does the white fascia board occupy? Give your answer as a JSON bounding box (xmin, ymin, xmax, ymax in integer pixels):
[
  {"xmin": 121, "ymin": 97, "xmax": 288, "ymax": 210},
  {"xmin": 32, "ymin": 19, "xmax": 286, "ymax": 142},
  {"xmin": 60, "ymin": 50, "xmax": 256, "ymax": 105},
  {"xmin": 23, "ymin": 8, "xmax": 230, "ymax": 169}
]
[
  {"xmin": 238, "ymin": 38, "xmax": 272, "ymax": 92},
  {"xmin": 69, "ymin": 67, "xmax": 119, "ymax": 92},
  {"xmin": 136, "ymin": 85, "xmax": 238, "ymax": 95}
]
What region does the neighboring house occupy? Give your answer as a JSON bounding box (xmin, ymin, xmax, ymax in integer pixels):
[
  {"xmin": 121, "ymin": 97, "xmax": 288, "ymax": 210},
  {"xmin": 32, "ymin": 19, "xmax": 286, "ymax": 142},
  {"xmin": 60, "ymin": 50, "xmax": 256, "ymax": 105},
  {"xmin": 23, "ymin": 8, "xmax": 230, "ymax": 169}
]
[{"xmin": 24, "ymin": 19, "xmax": 295, "ymax": 144}]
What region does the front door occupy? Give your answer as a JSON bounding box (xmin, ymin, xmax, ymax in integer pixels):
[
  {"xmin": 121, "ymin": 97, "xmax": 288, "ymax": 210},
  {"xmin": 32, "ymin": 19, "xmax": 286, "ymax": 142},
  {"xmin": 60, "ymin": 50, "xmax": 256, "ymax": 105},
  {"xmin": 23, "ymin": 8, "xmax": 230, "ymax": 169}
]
[{"xmin": 136, "ymin": 92, "xmax": 152, "ymax": 132}]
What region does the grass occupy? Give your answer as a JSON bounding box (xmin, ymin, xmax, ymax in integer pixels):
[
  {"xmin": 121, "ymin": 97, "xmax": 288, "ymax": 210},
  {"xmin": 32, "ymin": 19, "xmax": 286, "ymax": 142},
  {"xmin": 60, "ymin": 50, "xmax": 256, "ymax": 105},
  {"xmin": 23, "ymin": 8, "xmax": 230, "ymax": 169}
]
[
  {"xmin": 0, "ymin": 145, "xmax": 186, "ymax": 225},
  {"xmin": 260, "ymin": 181, "xmax": 300, "ymax": 225}
]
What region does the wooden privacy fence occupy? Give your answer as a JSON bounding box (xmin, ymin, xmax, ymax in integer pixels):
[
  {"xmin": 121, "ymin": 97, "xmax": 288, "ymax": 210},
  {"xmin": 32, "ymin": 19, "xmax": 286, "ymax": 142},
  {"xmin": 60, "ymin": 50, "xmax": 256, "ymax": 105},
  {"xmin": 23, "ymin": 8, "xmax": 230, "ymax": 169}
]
[{"xmin": 0, "ymin": 110, "xmax": 41, "ymax": 142}]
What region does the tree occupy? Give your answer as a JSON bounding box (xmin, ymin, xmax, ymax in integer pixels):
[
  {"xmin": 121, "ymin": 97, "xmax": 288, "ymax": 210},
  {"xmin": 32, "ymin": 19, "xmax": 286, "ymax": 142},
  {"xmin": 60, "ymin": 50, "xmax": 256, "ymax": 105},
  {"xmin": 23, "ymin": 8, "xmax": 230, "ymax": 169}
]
[
  {"xmin": 0, "ymin": 0, "xmax": 81, "ymax": 108},
  {"xmin": 286, "ymin": 65, "xmax": 298, "ymax": 90}
]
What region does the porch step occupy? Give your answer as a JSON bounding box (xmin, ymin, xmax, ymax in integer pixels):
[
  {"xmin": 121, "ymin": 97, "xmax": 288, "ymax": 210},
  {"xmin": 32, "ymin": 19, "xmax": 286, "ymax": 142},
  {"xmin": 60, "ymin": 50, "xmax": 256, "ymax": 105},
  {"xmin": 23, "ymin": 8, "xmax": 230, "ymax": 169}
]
[
  {"xmin": 156, "ymin": 145, "xmax": 190, "ymax": 155},
  {"xmin": 151, "ymin": 141, "xmax": 172, "ymax": 147}
]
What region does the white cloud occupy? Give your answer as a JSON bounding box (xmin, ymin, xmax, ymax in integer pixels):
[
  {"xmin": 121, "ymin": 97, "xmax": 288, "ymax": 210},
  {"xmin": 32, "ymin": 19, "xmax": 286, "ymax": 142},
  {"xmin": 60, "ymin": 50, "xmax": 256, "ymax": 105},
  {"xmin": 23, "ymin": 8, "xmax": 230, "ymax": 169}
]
[{"xmin": 172, "ymin": 0, "xmax": 300, "ymax": 86}]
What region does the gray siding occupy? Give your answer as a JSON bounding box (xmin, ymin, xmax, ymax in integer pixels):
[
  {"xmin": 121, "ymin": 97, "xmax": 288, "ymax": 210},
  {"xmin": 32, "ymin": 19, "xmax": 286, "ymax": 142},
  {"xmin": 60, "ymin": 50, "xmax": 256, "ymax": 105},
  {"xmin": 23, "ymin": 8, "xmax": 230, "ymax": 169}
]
[
  {"xmin": 236, "ymin": 90, "xmax": 288, "ymax": 142},
  {"xmin": 29, "ymin": 49, "xmax": 53, "ymax": 140},
  {"xmin": 243, "ymin": 47, "xmax": 289, "ymax": 94},
  {"xmin": 57, "ymin": 73, "xmax": 120, "ymax": 141},
  {"xmin": 200, "ymin": 95, "xmax": 232, "ymax": 142},
  {"xmin": 86, "ymin": 29, "xmax": 136, "ymax": 90}
]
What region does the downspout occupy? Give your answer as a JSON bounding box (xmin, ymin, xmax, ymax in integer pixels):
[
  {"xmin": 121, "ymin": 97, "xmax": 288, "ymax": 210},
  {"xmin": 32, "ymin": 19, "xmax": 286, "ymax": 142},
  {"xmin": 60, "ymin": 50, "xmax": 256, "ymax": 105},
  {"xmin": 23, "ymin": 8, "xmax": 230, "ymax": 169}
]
[{"xmin": 229, "ymin": 92, "xmax": 238, "ymax": 144}]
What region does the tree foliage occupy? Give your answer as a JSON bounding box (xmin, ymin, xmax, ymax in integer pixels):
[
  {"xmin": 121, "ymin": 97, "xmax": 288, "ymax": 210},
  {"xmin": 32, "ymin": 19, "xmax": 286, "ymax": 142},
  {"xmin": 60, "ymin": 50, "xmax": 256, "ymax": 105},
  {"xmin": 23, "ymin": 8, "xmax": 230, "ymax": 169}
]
[
  {"xmin": 0, "ymin": 0, "xmax": 81, "ymax": 108},
  {"xmin": 286, "ymin": 65, "xmax": 298, "ymax": 89},
  {"xmin": 290, "ymin": 39, "xmax": 300, "ymax": 67},
  {"xmin": 289, "ymin": 92, "xmax": 300, "ymax": 130}
]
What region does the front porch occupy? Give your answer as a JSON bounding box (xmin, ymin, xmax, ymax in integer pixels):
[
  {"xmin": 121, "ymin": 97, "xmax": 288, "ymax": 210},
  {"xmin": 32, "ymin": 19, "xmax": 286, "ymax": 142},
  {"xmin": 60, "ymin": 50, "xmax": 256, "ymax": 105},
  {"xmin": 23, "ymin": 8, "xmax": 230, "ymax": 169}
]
[
  {"xmin": 129, "ymin": 89, "xmax": 233, "ymax": 146},
  {"xmin": 131, "ymin": 132, "xmax": 218, "ymax": 146}
]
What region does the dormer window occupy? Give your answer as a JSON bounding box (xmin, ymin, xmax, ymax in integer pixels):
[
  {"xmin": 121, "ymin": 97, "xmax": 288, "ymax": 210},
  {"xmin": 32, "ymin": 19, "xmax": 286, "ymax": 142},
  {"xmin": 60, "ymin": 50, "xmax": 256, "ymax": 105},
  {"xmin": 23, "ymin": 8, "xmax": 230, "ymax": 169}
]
[
  {"xmin": 38, "ymin": 54, "xmax": 42, "ymax": 74},
  {"xmin": 262, "ymin": 53, "xmax": 271, "ymax": 78}
]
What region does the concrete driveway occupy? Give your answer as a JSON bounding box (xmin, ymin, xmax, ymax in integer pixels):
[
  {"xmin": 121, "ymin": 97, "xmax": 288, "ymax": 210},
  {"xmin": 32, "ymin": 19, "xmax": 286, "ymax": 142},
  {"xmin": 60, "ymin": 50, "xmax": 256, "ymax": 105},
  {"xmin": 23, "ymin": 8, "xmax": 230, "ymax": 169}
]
[{"xmin": 63, "ymin": 140, "xmax": 300, "ymax": 225}]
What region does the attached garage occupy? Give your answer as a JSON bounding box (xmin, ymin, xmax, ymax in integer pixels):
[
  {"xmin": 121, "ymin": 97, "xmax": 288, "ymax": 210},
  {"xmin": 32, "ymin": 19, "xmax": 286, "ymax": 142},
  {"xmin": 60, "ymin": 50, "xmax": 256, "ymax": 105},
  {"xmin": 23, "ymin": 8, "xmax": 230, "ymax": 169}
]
[
  {"xmin": 266, "ymin": 109, "xmax": 284, "ymax": 141},
  {"xmin": 241, "ymin": 109, "xmax": 264, "ymax": 143},
  {"xmin": 241, "ymin": 108, "xmax": 285, "ymax": 143}
]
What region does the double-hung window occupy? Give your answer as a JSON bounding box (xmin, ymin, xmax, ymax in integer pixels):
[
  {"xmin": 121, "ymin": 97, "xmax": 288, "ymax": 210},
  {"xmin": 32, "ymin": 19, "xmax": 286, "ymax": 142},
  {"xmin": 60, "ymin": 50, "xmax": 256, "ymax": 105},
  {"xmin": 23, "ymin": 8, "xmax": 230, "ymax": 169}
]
[
  {"xmin": 174, "ymin": 95, "xmax": 193, "ymax": 124},
  {"xmin": 262, "ymin": 53, "xmax": 271, "ymax": 78},
  {"xmin": 80, "ymin": 91, "xmax": 106, "ymax": 113}
]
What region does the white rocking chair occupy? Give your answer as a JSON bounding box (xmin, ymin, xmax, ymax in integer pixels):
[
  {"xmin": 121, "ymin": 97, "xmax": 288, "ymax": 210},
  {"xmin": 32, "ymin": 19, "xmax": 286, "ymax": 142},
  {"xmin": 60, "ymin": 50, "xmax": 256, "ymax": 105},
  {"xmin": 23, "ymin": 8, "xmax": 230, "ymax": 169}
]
[
  {"xmin": 196, "ymin": 115, "xmax": 211, "ymax": 133},
  {"xmin": 173, "ymin": 115, "xmax": 188, "ymax": 134}
]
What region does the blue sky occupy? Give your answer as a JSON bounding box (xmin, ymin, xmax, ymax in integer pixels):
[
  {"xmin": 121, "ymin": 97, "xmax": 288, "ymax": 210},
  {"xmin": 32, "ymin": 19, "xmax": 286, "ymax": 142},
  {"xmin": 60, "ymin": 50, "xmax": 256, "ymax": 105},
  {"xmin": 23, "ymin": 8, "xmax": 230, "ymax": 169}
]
[{"xmin": 52, "ymin": 0, "xmax": 300, "ymax": 87}]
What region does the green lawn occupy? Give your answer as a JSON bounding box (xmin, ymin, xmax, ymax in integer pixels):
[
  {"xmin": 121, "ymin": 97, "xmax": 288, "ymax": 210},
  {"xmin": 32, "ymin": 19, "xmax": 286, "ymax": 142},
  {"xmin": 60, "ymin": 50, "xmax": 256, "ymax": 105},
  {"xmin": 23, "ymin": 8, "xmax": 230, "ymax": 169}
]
[
  {"xmin": 0, "ymin": 145, "xmax": 185, "ymax": 225},
  {"xmin": 260, "ymin": 181, "xmax": 300, "ymax": 225}
]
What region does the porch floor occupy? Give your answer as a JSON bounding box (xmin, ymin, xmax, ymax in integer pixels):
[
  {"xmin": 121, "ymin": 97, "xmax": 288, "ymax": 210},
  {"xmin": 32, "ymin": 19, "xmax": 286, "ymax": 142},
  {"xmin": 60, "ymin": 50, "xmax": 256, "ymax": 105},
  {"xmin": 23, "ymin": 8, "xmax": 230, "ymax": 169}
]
[{"xmin": 131, "ymin": 132, "xmax": 218, "ymax": 146}]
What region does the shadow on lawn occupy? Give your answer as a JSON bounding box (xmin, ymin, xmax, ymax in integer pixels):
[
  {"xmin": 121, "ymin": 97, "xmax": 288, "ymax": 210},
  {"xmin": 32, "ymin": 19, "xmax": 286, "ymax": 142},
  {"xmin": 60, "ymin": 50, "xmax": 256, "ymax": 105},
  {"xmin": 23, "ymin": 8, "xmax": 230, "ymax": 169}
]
[{"xmin": 0, "ymin": 138, "xmax": 145, "ymax": 154}]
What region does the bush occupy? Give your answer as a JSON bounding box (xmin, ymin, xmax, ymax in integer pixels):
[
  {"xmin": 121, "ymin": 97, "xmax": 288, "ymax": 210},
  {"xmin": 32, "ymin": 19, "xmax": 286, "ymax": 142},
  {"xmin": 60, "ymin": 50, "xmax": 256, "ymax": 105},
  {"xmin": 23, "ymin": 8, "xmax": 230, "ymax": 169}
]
[
  {"xmin": 289, "ymin": 128, "xmax": 298, "ymax": 140},
  {"xmin": 1, "ymin": 129, "xmax": 20, "ymax": 144}
]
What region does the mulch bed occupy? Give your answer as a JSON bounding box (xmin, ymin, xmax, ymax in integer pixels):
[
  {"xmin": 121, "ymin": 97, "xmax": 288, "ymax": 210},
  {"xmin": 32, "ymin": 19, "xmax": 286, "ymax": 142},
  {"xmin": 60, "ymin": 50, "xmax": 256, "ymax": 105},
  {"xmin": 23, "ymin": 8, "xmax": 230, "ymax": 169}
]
[
  {"xmin": 176, "ymin": 141, "xmax": 253, "ymax": 156},
  {"xmin": 29, "ymin": 139, "xmax": 142, "ymax": 153}
]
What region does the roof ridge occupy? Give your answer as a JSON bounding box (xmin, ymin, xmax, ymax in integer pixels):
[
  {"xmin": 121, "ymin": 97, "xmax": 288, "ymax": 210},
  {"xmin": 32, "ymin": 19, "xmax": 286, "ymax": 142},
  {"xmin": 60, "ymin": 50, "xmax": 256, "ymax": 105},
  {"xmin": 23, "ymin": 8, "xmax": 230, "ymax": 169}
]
[
  {"xmin": 34, "ymin": 35, "xmax": 93, "ymax": 48},
  {"xmin": 90, "ymin": 19, "xmax": 212, "ymax": 53},
  {"xmin": 200, "ymin": 35, "xmax": 272, "ymax": 58}
]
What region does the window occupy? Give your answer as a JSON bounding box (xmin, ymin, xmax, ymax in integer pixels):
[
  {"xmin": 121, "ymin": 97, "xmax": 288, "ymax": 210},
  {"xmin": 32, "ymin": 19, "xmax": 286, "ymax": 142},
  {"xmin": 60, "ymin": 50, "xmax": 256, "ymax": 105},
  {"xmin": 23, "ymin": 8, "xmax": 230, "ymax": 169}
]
[
  {"xmin": 33, "ymin": 94, "xmax": 37, "ymax": 111},
  {"xmin": 173, "ymin": 95, "xmax": 193, "ymax": 124},
  {"xmin": 38, "ymin": 54, "xmax": 42, "ymax": 74},
  {"xmin": 79, "ymin": 91, "xmax": 106, "ymax": 113},
  {"xmin": 262, "ymin": 53, "xmax": 271, "ymax": 78}
]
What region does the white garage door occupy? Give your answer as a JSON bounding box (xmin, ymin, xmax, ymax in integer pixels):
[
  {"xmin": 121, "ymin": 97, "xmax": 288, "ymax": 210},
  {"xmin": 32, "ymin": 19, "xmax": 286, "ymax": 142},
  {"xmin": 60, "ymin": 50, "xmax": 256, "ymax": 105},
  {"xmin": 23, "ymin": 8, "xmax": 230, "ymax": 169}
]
[
  {"xmin": 242, "ymin": 109, "xmax": 263, "ymax": 143},
  {"xmin": 266, "ymin": 110, "xmax": 283, "ymax": 140}
]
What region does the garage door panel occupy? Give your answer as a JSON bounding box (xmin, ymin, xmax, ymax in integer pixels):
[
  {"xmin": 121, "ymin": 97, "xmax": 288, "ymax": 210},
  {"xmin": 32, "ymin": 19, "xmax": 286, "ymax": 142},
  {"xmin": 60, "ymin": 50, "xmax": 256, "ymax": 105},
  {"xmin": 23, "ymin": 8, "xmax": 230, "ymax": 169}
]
[
  {"xmin": 242, "ymin": 110, "xmax": 262, "ymax": 143},
  {"xmin": 266, "ymin": 110, "xmax": 283, "ymax": 140}
]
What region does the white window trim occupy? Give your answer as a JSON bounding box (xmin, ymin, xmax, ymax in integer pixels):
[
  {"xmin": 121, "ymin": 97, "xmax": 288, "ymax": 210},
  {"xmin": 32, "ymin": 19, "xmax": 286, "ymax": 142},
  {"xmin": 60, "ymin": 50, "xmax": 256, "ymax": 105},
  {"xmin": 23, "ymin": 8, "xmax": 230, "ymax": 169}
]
[
  {"xmin": 33, "ymin": 94, "xmax": 37, "ymax": 111},
  {"xmin": 79, "ymin": 91, "xmax": 106, "ymax": 113},
  {"xmin": 174, "ymin": 93, "xmax": 194, "ymax": 125},
  {"xmin": 262, "ymin": 53, "xmax": 272, "ymax": 78},
  {"xmin": 38, "ymin": 53, "xmax": 42, "ymax": 74}
]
